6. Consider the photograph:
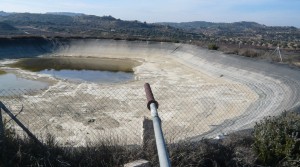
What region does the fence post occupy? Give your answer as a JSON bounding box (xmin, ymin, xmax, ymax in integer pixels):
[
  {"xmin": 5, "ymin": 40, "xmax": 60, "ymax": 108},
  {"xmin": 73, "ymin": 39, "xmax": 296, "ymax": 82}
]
[
  {"xmin": 142, "ymin": 117, "xmax": 155, "ymax": 150},
  {"xmin": 0, "ymin": 102, "xmax": 44, "ymax": 148},
  {"xmin": 0, "ymin": 105, "xmax": 7, "ymax": 166},
  {"xmin": 144, "ymin": 83, "xmax": 171, "ymax": 167},
  {"xmin": 0, "ymin": 107, "xmax": 4, "ymax": 146}
]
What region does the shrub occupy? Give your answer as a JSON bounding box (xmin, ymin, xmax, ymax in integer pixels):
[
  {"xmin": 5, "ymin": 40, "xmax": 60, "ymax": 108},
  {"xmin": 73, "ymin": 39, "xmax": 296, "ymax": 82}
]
[
  {"xmin": 253, "ymin": 111, "xmax": 300, "ymax": 166},
  {"xmin": 0, "ymin": 70, "xmax": 6, "ymax": 75},
  {"xmin": 239, "ymin": 49, "xmax": 260, "ymax": 57},
  {"xmin": 208, "ymin": 43, "xmax": 219, "ymax": 50},
  {"xmin": 169, "ymin": 140, "xmax": 233, "ymax": 166}
]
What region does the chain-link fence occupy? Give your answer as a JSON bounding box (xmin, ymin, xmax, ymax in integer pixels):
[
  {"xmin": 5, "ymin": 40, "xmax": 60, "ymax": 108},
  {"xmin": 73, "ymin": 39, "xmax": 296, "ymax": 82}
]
[{"xmin": 0, "ymin": 82, "xmax": 297, "ymax": 147}]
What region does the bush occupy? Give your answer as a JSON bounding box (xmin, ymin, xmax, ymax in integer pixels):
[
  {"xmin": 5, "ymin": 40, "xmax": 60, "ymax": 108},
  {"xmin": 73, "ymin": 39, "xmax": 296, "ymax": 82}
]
[
  {"xmin": 169, "ymin": 140, "xmax": 234, "ymax": 166},
  {"xmin": 253, "ymin": 111, "xmax": 300, "ymax": 166},
  {"xmin": 208, "ymin": 43, "xmax": 219, "ymax": 50},
  {"xmin": 239, "ymin": 49, "xmax": 261, "ymax": 58},
  {"xmin": 0, "ymin": 70, "xmax": 6, "ymax": 75}
]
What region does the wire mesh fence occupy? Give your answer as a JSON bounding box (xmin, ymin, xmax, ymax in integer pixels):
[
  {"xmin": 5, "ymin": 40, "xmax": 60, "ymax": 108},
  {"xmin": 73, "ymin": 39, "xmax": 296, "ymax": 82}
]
[{"xmin": 0, "ymin": 82, "xmax": 296, "ymax": 147}]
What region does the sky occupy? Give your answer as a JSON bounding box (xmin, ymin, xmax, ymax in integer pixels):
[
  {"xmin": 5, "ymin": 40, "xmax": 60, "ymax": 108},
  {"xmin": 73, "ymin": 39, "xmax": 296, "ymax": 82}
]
[{"xmin": 1, "ymin": 0, "xmax": 300, "ymax": 27}]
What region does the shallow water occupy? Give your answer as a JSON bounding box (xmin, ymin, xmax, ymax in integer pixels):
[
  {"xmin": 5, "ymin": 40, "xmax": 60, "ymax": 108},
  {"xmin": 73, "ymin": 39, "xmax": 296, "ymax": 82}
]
[
  {"xmin": 0, "ymin": 73, "xmax": 48, "ymax": 91},
  {"xmin": 39, "ymin": 69, "xmax": 134, "ymax": 83}
]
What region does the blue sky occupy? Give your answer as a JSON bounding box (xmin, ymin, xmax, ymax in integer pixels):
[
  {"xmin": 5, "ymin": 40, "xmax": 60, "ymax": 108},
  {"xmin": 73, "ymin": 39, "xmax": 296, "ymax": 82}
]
[{"xmin": 1, "ymin": 0, "xmax": 300, "ymax": 27}]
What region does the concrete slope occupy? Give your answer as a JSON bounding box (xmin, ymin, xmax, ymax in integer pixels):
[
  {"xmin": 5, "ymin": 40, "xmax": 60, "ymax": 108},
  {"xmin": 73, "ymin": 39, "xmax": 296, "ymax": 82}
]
[
  {"xmin": 1, "ymin": 38, "xmax": 300, "ymax": 142},
  {"xmin": 54, "ymin": 39, "xmax": 300, "ymax": 138},
  {"xmin": 173, "ymin": 44, "xmax": 300, "ymax": 139}
]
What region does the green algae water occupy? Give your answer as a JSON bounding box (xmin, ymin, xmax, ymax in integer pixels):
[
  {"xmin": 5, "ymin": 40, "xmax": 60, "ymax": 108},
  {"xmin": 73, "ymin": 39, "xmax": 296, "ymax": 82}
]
[{"xmin": 8, "ymin": 57, "xmax": 138, "ymax": 83}]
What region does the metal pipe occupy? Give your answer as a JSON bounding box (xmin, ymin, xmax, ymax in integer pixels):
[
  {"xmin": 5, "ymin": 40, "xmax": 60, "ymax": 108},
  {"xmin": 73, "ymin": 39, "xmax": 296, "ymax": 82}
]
[
  {"xmin": 144, "ymin": 83, "xmax": 171, "ymax": 167},
  {"xmin": 150, "ymin": 103, "xmax": 171, "ymax": 167}
]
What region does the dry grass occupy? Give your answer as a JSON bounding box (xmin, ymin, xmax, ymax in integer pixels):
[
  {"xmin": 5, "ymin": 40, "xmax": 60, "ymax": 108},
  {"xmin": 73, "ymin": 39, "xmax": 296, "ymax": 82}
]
[
  {"xmin": 0, "ymin": 124, "xmax": 256, "ymax": 167},
  {"xmin": 1, "ymin": 112, "xmax": 299, "ymax": 166},
  {"xmin": 219, "ymin": 44, "xmax": 300, "ymax": 66},
  {"xmin": 0, "ymin": 69, "xmax": 6, "ymax": 75},
  {"xmin": 0, "ymin": 130, "xmax": 143, "ymax": 166}
]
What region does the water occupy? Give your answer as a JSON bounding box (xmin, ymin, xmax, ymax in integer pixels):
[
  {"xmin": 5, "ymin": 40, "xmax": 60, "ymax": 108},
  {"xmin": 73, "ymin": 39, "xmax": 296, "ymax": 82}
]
[
  {"xmin": 0, "ymin": 73, "xmax": 48, "ymax": 91},
  {"xmin": 39, "ymin": 69, "xmax": 134, "ymax": 83}
]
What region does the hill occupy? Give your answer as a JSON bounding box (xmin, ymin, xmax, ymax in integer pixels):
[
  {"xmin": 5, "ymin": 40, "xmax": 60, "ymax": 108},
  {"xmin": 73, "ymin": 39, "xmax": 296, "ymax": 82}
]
[
  {"xmin": 0, "ymin": 12, "xmax": 299, "ymax": 50},
  {"xmin": 0, "ymin": 11, "xmax": 10, "ymax": 16},
  {"xmin": 0, "ymin": 12, "xmax": 199, "ymax": 41},
  {"xmin": 159, "ymin": 21, "xmax": 299, "ymax": 41},
  {"xmin": 0, "ymin": 22, "xmax": 24, "ymax": 35},
  {"xmin": 159, "ymin": 21, "xmax": 300, "ymax": 50}
]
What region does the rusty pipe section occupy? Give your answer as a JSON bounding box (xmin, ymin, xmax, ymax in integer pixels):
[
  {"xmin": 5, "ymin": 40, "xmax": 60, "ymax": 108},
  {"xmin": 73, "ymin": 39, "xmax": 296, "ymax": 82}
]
[{"xmin": 144, "ymin": 83, "xmax": 159, "ymax": 110}]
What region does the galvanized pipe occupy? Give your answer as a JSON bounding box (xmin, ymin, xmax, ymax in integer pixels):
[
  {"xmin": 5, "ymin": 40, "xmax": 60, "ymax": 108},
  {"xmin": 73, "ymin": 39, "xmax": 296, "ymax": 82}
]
[{"xmin": 144, "ymin": 83, "xmax": 171, "ymax": 167}]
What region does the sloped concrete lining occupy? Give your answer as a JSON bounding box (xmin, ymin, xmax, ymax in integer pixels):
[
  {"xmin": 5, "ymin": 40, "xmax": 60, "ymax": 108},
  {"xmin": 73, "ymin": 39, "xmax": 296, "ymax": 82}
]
[{"xmin": 1, "ymin": 38, "xmax": 300, "ymax": 145}]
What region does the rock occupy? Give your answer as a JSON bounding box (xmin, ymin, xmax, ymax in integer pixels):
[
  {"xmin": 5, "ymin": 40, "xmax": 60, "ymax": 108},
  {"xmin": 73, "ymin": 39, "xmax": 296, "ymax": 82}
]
[
  {"xmin": 124, "ymin": 159, "xmax": 150, "ymax": 167},
  {"xmin": 88, "ymin": 118, "xmax": 95, "ymax": 123}
]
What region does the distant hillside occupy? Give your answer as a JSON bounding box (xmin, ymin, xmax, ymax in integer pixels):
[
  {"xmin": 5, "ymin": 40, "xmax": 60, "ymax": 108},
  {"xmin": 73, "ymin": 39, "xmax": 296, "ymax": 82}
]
[
  {"xmin": 0, "ymin": 22, "xmax": 17, "ymax": 30},
  {"xmin": 0, "ymin": 22, "xmax": 24, "ymax": 35},
  {"xmin": 0, "ymin": 11, "xmax": 10, "ymax": 16},
  {"xmin": 159, "ymin": 21, "xmax": 266, "ymax": 30},
  {"xmin": 159, "ymin": 21, "xmax": 300, "ymax": 50},
  {"xmin": 158, "ymin": 21, "xmax": 300, "ymax": 35},
  {"xmin": 0, "ymin": 12, "xmax": 299, "ymax": 50},
  {"xmin": 0, "ymin": 12, "xmax": 199, "ymax": 41}
]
